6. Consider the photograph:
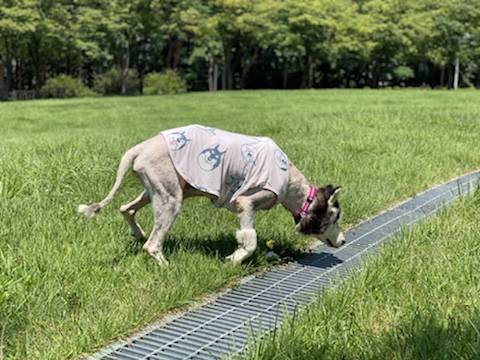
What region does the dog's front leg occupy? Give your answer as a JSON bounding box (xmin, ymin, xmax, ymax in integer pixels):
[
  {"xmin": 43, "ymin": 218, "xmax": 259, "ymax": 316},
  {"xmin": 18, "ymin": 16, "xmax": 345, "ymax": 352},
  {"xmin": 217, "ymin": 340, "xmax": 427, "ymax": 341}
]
[
  {"xmin": 227, "ymin": 197, "xmax": 257, "ymax": 264},
  {"xmin": 227, "ymin": 191, "xmax": 277, "ymax": 264}
]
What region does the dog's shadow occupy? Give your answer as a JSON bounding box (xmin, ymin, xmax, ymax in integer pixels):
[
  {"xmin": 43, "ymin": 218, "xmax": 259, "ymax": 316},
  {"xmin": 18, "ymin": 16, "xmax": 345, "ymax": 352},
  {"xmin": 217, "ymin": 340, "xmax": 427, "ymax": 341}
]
[
  {"xmin": 165, "ymin": 233, "xmax": 239, "ymax": 258},
  {"xmin": 296, "ymin": 251, "xmax": 343, "ymax": 269},
  {"xmin": 124, "ymin": 232, "xmax": 239, "ymax": 259},
  {"xmin": 124, "ymin": 231, "xmax": 343, "ymax": 270}
]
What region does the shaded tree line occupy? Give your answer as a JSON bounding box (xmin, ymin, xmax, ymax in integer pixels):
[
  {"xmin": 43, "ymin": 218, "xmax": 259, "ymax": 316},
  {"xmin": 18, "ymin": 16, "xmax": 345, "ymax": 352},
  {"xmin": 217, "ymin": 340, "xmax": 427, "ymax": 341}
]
[{"xmin": 1, "ymin": 0, "xmax": 480, "ymax": 99}]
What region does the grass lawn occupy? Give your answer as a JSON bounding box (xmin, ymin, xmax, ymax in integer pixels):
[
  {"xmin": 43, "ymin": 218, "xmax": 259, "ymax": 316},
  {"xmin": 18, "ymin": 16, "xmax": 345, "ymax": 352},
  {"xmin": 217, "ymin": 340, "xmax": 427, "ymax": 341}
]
[
  {"xmin": 242, "ymin": 192, "xmax": 480, "ymax": 360},
  {"xmin": 1, "ymin": 89, "xmax": 480, "ymax": 359}
]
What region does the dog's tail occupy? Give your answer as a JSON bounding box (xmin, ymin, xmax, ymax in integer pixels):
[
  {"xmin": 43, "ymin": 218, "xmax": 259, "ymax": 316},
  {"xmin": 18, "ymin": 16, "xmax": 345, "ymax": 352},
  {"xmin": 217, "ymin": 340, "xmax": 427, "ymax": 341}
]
[{"xmin": 78, "ymin": 145, "xmax": 140, "ymax": 218}]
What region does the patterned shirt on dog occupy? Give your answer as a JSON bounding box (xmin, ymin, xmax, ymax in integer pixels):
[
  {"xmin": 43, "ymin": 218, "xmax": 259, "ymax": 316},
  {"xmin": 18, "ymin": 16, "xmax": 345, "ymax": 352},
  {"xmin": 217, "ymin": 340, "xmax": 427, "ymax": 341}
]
[{"xmin": 161, "ymin": 124, "xmax": 289, "ymax": 207}]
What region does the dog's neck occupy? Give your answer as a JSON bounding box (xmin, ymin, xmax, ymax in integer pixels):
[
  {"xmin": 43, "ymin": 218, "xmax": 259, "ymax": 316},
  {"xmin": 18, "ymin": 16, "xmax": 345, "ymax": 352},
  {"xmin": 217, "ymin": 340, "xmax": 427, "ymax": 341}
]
[{"xmin": 281, "ymin": 162, "xmax": 314, "ymax": 215}]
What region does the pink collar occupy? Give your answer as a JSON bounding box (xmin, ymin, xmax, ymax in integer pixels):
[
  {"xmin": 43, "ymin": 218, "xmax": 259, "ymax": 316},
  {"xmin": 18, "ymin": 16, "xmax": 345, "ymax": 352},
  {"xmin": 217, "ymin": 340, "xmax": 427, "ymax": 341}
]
[{"xmin": 293, "ymin": 185, "xmax": 317, "ymax": 223}]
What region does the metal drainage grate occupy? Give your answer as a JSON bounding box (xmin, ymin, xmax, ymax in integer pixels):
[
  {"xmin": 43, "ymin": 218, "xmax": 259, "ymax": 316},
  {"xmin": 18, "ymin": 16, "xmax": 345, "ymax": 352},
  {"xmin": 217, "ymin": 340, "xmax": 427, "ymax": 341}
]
[{"xmin": 91, "ymin": 171, "xmax": 480, "ymax": 360}]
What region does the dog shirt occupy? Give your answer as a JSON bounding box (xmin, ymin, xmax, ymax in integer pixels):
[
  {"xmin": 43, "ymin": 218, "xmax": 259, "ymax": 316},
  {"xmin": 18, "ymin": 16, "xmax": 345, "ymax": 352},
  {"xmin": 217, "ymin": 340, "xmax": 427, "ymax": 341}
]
[{"xmin": 161, "ymin": 124, "xmax": 289, "ymax": 207}]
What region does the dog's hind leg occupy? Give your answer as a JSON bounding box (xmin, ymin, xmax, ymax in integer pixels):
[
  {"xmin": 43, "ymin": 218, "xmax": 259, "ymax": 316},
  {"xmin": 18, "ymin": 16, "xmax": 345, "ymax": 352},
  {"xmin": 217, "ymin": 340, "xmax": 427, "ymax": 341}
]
[
  {"xmin": 131, "ymin": 135, "xmax": 183, "ymax": 265},
  {"xmin": 120, "ymin": 190, "xmax": 150, "ymax": 241},
  {"xmin": 143, "ymin": 190, "xmax": 181, "ymax": 265}
]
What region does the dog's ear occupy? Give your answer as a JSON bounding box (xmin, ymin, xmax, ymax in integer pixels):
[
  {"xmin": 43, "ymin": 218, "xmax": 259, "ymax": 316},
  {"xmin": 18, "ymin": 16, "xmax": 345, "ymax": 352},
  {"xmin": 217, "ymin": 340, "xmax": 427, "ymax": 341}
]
[{"xmin": 327, "ymin": 186, "xmax": 342, "ymax": 207}]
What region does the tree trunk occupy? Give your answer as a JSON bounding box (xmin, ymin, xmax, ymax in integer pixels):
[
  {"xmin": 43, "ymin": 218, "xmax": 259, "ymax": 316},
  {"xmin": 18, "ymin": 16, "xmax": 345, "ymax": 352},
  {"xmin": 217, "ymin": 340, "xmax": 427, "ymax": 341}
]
[
  {"xmin": 5, "ymin": 41, "xmax": 12, "ymax": 98},
  {"xmin": 371, "ymin": 61, "xmax": 380, "ymax": 88},
  {"xmin": 166, "ymin": 39, "xmax": 173, "ymax": 68},
  {"xmin": 121, "ymin": 44, "xmax": 130, "ymax": 95},
  {"xmin": 208, "ymin": 59, "xmax": 214, "ymax": 91},
  {"xmin": 307, "ymin": 55, "xmax": 314, "ymax": 88},
  {"xmin": 16, "ymin": 57, "xmax": 22, "ymax": 91},
  {"xmin": 66, "ymin": 52, "xmax": 72, "ymax": 76},
  {"xmin": 208, "ymin": 60, "xmax": 219, "ymax": 91},
  {"xmin": 282, "ymin": 64, "xmax": 288, "ymax": 89},
  {"xmin": 137, "ymin": 39, "xmax": 148, "ymax": 93},
  {"xmin": 33, "ymin": 63, "xmax": 40, "ymax": 94},
  {"xmin": 222, "ymin": 41, "xmax": 233, "ymax": 90},
  {"xmin": 239, "ymin": 47, "xmax": 258, "ymax": 89},
  {"xmin": 0, "ymin": 61, "xmax": 5, "ymax": 100},
  {"xmin": 301, "ymin": 55, "xmax": 314, "ymax": 88},
  {"xmin": 440, "ymin": 65, "xmax": 445, "ymax": 88},
  {"xmin": 28, "ymin": 36, "xmax": 42, "ymax": 95},
  {"xmin": 39, "ymin": 62, "xmax": 47, "ymax": 94},
  {"xmin": 447, "ymin": 64, "xmax": 453, "ymax": 89},
  {"xmin": 213, "ymin": 62, "xmax": 218, "ymax": 91},
  {"xmin": 85, "ymin": 61, "xmax": 94, "ymax": 88},
  {"xmin": 172, "ymin": 42, "xmax": 182, "ymax": 69},
  {"xmin": 453, "ymin": 57, "xmax": 460, "ymax": 90}
]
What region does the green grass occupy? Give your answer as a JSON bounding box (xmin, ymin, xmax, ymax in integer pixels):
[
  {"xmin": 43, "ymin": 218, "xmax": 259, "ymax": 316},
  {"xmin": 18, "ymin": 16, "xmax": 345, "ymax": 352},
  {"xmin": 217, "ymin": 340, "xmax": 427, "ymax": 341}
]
[
  {"xmin": 1, "ymin": 89, "xmax": 480, "ymax": 359},
  {"xmin": 242, "ymin": 191, "xmax": 480, "ymax": 360}
]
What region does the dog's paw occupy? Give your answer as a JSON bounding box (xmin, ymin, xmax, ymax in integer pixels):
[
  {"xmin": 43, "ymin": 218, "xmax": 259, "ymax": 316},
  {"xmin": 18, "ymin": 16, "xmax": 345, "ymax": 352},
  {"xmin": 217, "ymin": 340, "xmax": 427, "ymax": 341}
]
[
  {"xmin": 226, "ymin": 249, "xmax": 248, "ymax": 265},
  {"xmin": 144, "ymin": 246, "xmax": 169, "ymax": 266},
  {"xmin": 151, "ymin": 253, "xmax": 169, "ymax": 266}
]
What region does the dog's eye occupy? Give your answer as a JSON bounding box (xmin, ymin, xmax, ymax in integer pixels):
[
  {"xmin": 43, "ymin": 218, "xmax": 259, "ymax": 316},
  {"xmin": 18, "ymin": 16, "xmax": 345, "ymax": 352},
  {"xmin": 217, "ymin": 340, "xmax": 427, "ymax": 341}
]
[
  {"xmin": 330, "ymin": 209, "xmax": 340, "ymax": 224},
  {"xmin": 316, "ymin": 223, "xmax": 330, "ymax": 234}
]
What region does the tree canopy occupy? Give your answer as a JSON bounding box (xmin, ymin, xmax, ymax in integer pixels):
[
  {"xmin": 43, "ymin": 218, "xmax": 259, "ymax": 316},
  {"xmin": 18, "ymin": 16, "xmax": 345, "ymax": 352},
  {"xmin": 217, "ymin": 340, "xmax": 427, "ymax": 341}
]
[{"xmin": 1, "ymin": 0, "xmax": 480, "ymax": 99}]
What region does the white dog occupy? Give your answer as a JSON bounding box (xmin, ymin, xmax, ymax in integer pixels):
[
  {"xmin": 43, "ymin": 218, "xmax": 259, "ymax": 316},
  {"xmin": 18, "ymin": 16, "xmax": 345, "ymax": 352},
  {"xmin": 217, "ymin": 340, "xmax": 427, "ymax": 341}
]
[{"xmin": 79, "ymin": 125, "xmax": 345, "ymax": 265}]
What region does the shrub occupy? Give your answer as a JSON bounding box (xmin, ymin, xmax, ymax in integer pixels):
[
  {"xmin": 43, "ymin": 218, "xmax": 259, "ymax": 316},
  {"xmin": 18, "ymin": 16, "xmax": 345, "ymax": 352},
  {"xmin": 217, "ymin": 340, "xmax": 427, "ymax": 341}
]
[
  {"xmin": 143, "ymin": 70, "xmax": 187, "ymax": 95},
  {"xmin": 94, "ymin": 68, "xmax": 140, "ymax": 95},
  {"xmin": 393, "ymin": 65, "xmax": 414, "ymax": 81},
  {"xmin": 40, "ymin": 75, "xmax": 95, "ymax": 98}
]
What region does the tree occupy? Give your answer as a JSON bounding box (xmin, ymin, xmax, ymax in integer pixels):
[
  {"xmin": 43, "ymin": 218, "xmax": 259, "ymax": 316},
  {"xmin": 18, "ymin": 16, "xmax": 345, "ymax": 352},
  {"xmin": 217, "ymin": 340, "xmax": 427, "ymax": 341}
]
[
  {"xmin": 2, "ymin": 0, "xmax": 480, "ymax": 97},
  {"xmin": 102, "ymin": 0, "xmax": 143, "ymax": 95},
  {"xmin": 253, "ymin": 1, "xmax": 304, "ymax": 88},
  {"xmin": 423, "ymin": 0, "xmax": 480, "ymax": 88},
  {"xmin": 358, "ymin": 0, "xmax": 429, "ymax": 87},
  {"xmin": 0, "ymin": 0, "xmax": 37, "ymax": 97},
  {"xmin": 182, "ymin": 2, "xmax": 223, "ymax": 90}
]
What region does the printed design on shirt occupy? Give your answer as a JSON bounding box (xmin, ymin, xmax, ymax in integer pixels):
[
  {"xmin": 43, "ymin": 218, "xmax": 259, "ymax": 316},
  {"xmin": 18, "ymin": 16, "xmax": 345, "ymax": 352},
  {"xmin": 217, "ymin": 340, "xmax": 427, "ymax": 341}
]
[
  {"xmin": 225, "ymin": 174, "xmax": 245, "ymax": 194},
  {"xmin": 240, "ymin": 143, "xmax": 258, "ymax": 165},
  {"xmin": 274, "ymin": 149, "xmax": 288, "ymax": 171},
  {"xmin": 167, "ymin": 131, "xmax": 191, "ymax": 151},
  {"xmin": 198, "ymin": 144, "xmax": 226, "ymax": 171}
]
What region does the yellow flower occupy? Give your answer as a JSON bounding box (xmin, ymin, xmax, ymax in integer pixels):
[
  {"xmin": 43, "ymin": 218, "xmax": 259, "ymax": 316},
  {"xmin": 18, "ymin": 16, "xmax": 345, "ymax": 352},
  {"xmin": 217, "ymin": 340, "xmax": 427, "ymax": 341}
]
[{"xmin": 266, "ymin": 239, "xmax": 275, "ymax": 250}]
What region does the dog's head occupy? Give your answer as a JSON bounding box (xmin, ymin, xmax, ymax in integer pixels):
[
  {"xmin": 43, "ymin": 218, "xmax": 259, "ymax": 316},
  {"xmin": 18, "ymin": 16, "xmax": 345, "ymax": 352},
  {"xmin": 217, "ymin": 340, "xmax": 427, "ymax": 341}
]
[{"xmin": 296, "ymin": 185, "xmax": 345, "ymax": 247}]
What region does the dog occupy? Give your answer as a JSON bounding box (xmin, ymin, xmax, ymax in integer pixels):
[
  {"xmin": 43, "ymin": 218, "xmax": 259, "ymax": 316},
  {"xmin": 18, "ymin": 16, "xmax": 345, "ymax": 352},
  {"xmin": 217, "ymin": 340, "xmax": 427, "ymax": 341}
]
[{"xmin": 78, "ymin": 124, "xmax": 345, "ymax": 265}]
